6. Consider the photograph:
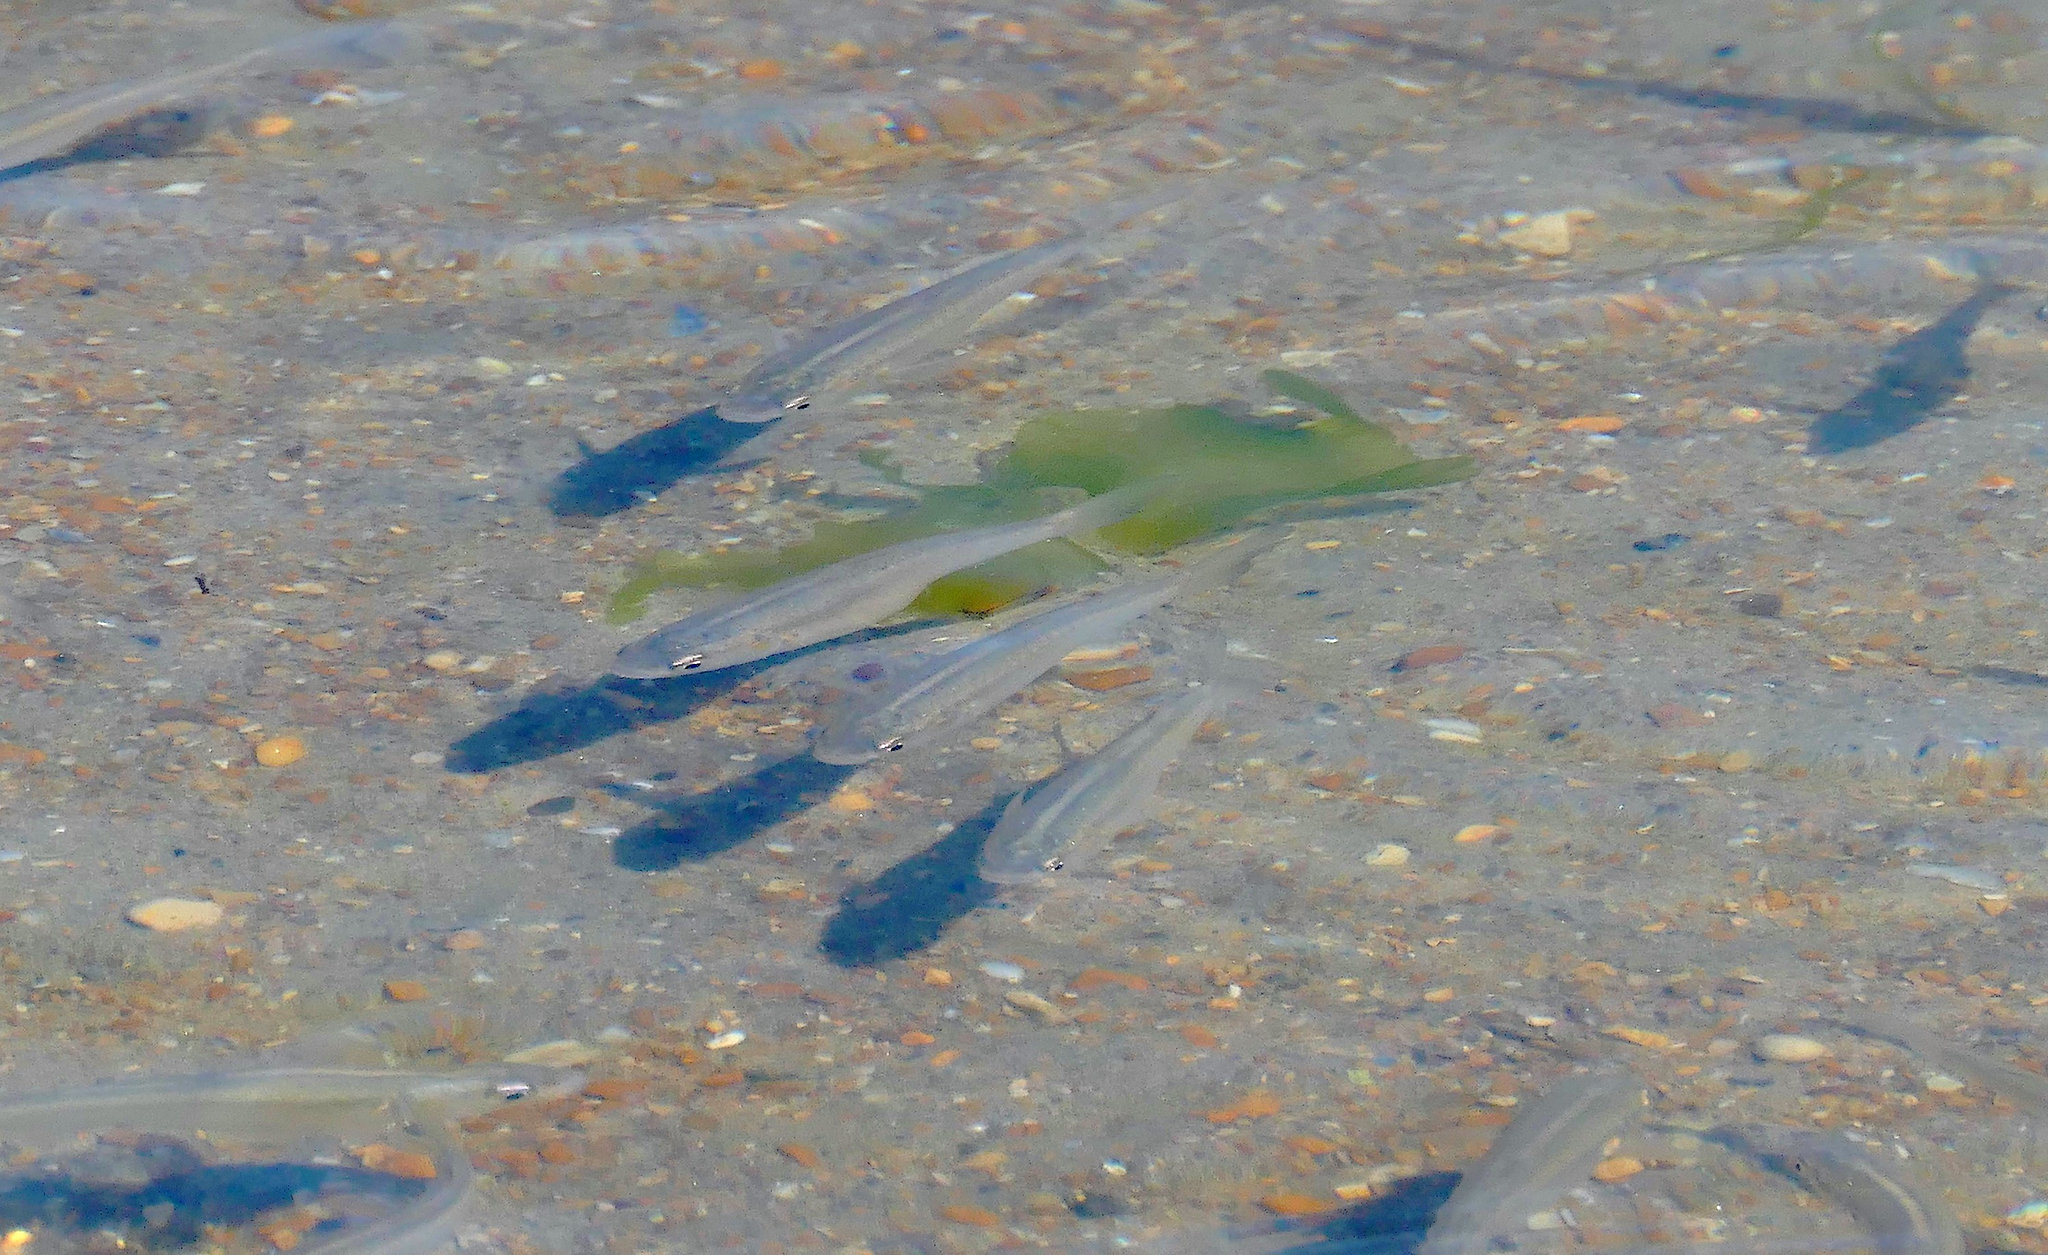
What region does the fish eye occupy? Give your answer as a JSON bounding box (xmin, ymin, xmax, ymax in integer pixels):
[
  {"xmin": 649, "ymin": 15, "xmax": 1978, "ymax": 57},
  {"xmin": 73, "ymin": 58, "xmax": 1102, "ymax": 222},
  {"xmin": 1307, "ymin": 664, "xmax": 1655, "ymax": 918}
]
[
  {"xmin": 785, "ymin": 395, "xmax": 811, "ymax": 412},
  {"xmin": 673, "ymin": 653, "xmax": 706, "ymax": 671},
  {"xmin": 879, "ymin": 738, "xmax": 904, "ymax": 753},
  {"xmin": 496, "ymin": 1082, "xmax": 533, "ymax": 1101}
]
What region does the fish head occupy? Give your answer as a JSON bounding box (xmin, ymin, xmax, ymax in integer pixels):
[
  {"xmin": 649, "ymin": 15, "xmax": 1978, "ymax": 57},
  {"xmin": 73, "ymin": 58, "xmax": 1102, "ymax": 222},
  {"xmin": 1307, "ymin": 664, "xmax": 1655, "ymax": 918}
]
[
  {"xmin": 719, "ymin": 389, "xmax": 812, "ymax": 424},
  {"xmin": 609, "ymin": 631, "xmax": 718, "ymax": 680},
  {"xmin": 405, "ymin": 1063, "xmax": 587, "ymax": 1120},
  {"xmin": 810, "ymin": 721, "xmax": 896, "ymax": 766}
]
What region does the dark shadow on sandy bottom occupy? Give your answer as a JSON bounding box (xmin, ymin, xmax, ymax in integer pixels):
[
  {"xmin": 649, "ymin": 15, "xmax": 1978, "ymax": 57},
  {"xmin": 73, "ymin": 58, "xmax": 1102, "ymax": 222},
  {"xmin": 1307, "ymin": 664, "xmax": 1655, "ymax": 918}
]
[
  {"xmin": 446, "ymin": 666, "xmax": 768, "ymax": 773},
  {"xmin": 0, "ymin": 104, "xmax": 219, "ymax": 186},
  {"xmin": 0, "ymin": 1144, "xmax": 424, "ymax": 1250},
  {"xmin": 549, "ymin": 407, "xmax": 762, "ymax": 518},
  {"xmin": 613, "ymin": 753, "xmax": 856, "ymax": 870},
  {"xmin": 1806, "ymin": 279, "xmax": 2014, "ymax": 455},
  {"xmin": 1263, "ymin": 1170, "xmax": 1455, "ymax": 1255},
  {"xmin": 818, "ymin": 796, "xmax": 1007, "ymax": 967}
]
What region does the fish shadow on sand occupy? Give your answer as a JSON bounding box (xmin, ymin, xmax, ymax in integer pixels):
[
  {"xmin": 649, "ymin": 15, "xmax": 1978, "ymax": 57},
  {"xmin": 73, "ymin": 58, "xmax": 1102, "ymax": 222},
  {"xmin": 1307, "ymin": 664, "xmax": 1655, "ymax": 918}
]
[
  {"xmin": 446, "ymin": 666, "xmax": 767, "ymax": 773},
  {"xmin": 612, "ymin": 753, "xmax": 856, "ymax": 871},
  {"xmin": 1343, "ymin": 29, "xmax": 1990, "ymax": 139},
  {"xmin": 1257, "ymin": 1171, "xmax": 1456, "ymax": 1255},
  {"xmin": 447, "ymin": 624, "xmax": 944, "ymax": 772},
  {"xmin": 0, "ymin": 1148, "xmax": 424, "ymax": 1249},
  {"xmin": 549, "ymin": 406, "xmax": 762, "ymax": 519},
  {"xmin": 0, "ymin": 103, "xmax": 223, "ymax": 185},
  {"xmin": 817, "ymin": 799, "xmax": 1006, "ymax": 966},
  {"xmin": 1807, "ymin": 279, "xmax": 2016, "ymax": 454}
]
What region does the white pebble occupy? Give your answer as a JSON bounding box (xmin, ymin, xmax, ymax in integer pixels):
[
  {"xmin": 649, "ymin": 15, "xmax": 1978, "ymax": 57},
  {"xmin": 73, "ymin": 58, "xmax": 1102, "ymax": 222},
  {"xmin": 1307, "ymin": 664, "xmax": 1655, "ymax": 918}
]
[
  {"xmin": 1753, "ymin": 1033, "xmax": 1829, "ymax": 1063},
  {"xmin": 706, "ymin": 1029, "xmax": 747, "ymax": 1050},
  {"xmin": 979, "ymin": 960, "xmax": 1025, "ymax": 983},
  {"xmin": 1366, "ymin": 843, "xmax": 1411, "ymax": 867}
]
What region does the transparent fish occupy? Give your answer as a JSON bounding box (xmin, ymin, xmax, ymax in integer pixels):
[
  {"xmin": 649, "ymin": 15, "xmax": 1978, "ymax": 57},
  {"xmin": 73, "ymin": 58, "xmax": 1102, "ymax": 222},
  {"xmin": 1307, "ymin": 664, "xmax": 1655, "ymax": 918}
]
[
  {"xmin": 811, "ymin": 531, "xmax": 1275, "ymax": 766},
  {"xmin": 1415, "ymin": 1069, "xmax": 1643, "ymax": 1255},
  {"xmin": 609, "ymin": 484, "xmax": 1155, "ymax": 679},
  {"xmin": 718, "ymin": 235, "xmax": 1087, "ymax": 422},
  {"xmin": 1713, "ymin": 1127, "xmax": 1965, "ymax": 1255},
  {"xmin": 0, "ymin": 22, "xmax": 413, "ymax": 173},
  {"xmin": 980, "ymin": 681, "xmax": 1231, "ymax": 884}
]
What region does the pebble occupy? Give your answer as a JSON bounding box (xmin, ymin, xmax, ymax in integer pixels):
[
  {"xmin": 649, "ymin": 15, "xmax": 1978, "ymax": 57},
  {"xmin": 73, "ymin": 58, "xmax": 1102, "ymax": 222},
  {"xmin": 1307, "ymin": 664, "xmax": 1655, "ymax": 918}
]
[
  {"xmin": 126, "ymin": 897, "xmax": 225, "ymax": 932},
  {"xmin": 1366, "ymin": 843, "xmax": 1411, "ymax": 867},
  {"xmin": 1004, "ymin": 990, "xmax": 1065, "ymax": 1022},
  {"xmin": 705, "ymin": 1029, "xmax": 747, "ymax": 1050},
  {"xmin": 1497, "ymin": 209, "xmax": 1579, "ymax": 257},
  {"xmin": 254, "ymin": 734, "xmax": 306, "ymax": 768},
  {"xmin": 980, "ymin": 960, "xmax": 1026, "ymax": 983},
  {"xmin": 1425, "ymin": 717, "xmax": 1483, "ymax": 745},
  {"xmin": 383, "ymin": 979, "xmax": 430, "ymax": 1002},
  {"xmin": 1907, "ymin": 862, "xmax": 2005, "ymax": 892},
  {"xmin": 422, "ymin": 650, "xmax": 463, "ymax": 672},
  {"xmin": 1753, "ymin": 1033, "xmax": 1829, "ymax": 1063},
  {"xmin": 827, "ymin": 789, "xmax": 873, "ymax": 813},
  {"xmin": 1592, "ymin": 1156, "xmax": 1645, "ymax": 1183},
  {"xmin": 443, "ymin": 929, "xmax": 487, "ymax": 951}
]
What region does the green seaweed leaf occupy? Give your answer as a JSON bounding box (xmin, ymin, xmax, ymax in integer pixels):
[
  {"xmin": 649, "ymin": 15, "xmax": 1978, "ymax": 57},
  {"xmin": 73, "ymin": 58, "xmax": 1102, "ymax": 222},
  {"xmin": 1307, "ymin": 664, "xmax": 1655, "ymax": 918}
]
[
  {"xmin": 606, "ymin": 377, "xmax": 1472, "ymax": 621},
  {"xmin": 1260, "ymin": 367, "xmax": 1360, "ymax": 422}
]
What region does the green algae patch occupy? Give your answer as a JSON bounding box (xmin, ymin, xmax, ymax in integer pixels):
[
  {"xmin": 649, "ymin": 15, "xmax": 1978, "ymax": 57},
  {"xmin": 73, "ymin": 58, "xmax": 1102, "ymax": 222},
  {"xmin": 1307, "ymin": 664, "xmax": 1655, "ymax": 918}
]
[{"xmin": 607, "ymin": 370, "xmax": 1471, "ymax": 623}]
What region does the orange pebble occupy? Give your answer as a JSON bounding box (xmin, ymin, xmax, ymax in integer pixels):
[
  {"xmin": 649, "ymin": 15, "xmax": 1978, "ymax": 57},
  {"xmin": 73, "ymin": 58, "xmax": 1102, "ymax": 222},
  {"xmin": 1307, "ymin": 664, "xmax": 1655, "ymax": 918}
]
[
  {"xmin": 1559, "ymin": 414, "xmax": 1626, "ymax": 433},
  {"xmin": 357, "ymin": 1144, "xmax": 439, "ymax": 1179},
  {"xmin": 248, "ymin": 114, "xmax": 295, "ymax": 138},
  {"xmin": 778, "ymin": 1142, "xmax": 823, "ymax": 1171},
  {"xmin": 381, "ymin": 979, "xmax": 429, "ymax": 1003},
  {"xmin": 737, "ymin": 58, "xmax": 784, "ymax": 80},
  {"xmin": 254, "ymin": 734, "xmax": 306, "ymax": 767}
]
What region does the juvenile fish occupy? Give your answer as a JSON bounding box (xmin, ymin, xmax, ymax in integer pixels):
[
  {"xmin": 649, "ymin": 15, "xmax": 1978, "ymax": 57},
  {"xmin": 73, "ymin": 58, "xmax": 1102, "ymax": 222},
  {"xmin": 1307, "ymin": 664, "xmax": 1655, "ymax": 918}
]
[
  {"xmin": 0, "ymin": 23, "xmax": 410, "ymax": 173},
  {"xmin": 1837, "ymin": 1011, "xmax": 2048, "ymax": 1140},
  {"xmin": 1417, "ymin": 1069, "xmax": 1642, "ymax": 1255},
  {"xmin": 609, "ymin": 484, "xmax": 1153, "ymax": 679},
  {"xmin": 1715, "ymin": 1127, "xmax": 1965, "ymax": 1255},
  {"xmin": 0, "ymin": 1062, "xmax": 575, "ymax": 1255},
  {"xmin": 719, "ymin": 236, "xmax": 1087, "ymax": 423},
  {"xmin": 980, "ymin": 682, "xmax": 1230, "ymax": 883},
  {"xmin": 0, "ymin": 1061, "xmax": 583, "ymax": 1149},
  {"xmin": 811, "ymin": 531, "xmax": 1274, "ymax": 766}
]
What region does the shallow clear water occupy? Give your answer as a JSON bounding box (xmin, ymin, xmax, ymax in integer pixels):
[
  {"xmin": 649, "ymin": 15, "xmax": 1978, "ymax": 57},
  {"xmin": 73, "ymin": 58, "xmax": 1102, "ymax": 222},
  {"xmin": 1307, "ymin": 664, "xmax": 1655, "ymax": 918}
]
[{"xmin": 2, "ymin": 0, "xmax": 2048, "ymax": 1251}]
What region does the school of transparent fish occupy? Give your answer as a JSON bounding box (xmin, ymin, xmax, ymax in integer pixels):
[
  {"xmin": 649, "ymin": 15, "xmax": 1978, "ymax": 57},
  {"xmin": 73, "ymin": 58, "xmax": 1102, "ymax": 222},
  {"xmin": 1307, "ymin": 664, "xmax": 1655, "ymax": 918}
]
[{"xmin": 6, "ymin": 0, "xmax": 2048, "ymax": 1250}]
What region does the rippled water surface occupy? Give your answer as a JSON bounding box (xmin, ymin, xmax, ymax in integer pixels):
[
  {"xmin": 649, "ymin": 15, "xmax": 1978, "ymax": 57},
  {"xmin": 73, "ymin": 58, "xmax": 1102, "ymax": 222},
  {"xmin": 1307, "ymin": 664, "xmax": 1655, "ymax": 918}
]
[{"xmin": 4, "ymin": 0, "xmax": 2048, "ymax": 1250}]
